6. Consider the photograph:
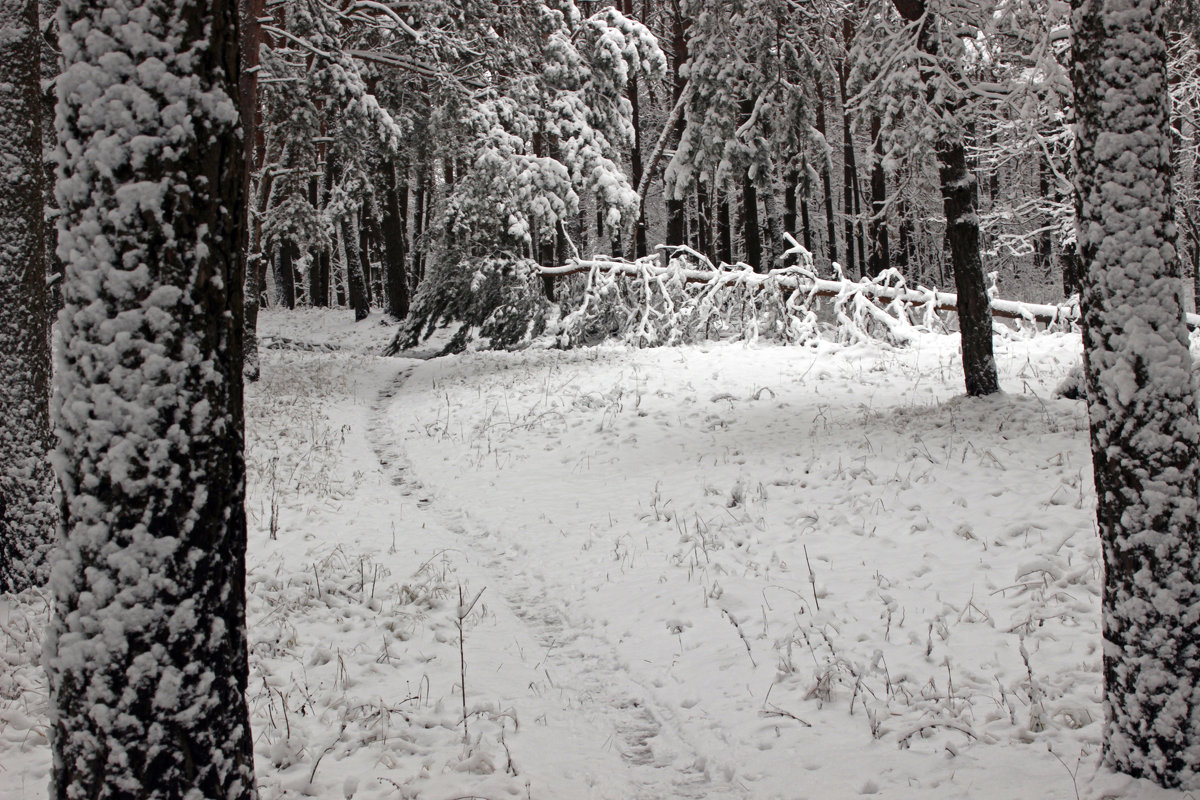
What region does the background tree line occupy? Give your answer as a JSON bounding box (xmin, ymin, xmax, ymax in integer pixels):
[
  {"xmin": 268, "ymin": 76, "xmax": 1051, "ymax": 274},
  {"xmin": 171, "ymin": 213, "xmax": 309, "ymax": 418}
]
[{"xmin": 179, "ymin": 0, "xmax": 1200, "ymax": 343}]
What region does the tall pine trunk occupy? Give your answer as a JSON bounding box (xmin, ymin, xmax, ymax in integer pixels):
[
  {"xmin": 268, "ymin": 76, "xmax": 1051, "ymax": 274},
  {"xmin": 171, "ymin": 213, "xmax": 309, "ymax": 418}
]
[
  {"xmin": 48, "ymin": 0, "xmax": 257, "ymax": 795},
  {"xmin": 868, "ymin": 115, "xmax": 890, "ymax": 277},
  {"xmin": 0, "ymin": 0, "xmax": 55, "ymax": 591},
  {"xmin": 839, "ymin": 30, "xmax": 858, "ymax": 277},
  {"xmin": 815, "ymin": 80, "xmax": 838, "ymax": 268},
  {"xmin": 665, "ymin": 7, "xmax": 688, "ymax": 249},
  {"xmin": 717, "ymin": 191, "xmax": 732, "ymax": 265},
  {"xmin": 893, "ymin": 0, "xmax": 998, "ymax": 397},
  {"xmin": 624, "ymin": 0, "xmax": 647, "ymax": 258},
  {"xmin": 381, "ymin": 162, "xmax": 410, "ymax": 319},
  {"xmin": 275, "ymin": 240, "xmax": 296, "ymax": 309},
  {"xmin": 342, "ymin": 213, "xmax": 370, "ymax": 321},
  {"xmin": 1073, "ymin": 0, "xmax": 1200, "ymax": 787},
  {"xmin": 238, "ymin": 0, "xmax": 264, "ymax": 380}
]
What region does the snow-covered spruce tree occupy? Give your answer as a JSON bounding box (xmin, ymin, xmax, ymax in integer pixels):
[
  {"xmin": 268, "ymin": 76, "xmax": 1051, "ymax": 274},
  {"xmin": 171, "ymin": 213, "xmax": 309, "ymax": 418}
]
[
  {"xmin": 393, "ymin": 1, "xmax": 665, "ymax": 354},
  {"xmin": 1073, "ymin": 0, "xmax": 1200, "ymax": 787},
  {"xmin": 0, "ymin": 0, "xmax": 55, "ymax": 592},
  {"xmin": 46, "ymin": 0, "xmax": 257, "ymax": 795}
]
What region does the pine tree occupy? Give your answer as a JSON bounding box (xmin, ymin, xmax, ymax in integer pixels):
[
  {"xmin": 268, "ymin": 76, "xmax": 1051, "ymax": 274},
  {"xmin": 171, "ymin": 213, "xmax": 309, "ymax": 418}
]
[
  {"xmin": 46, "ymin": 0, "xmax": 258, "ymax": 794},
  {"xmin": 0, "ymin": 0, "xmax": 55, "ymax": 592},
  {"xmin": 1073, "ymin": 0, "xmax": 1200, "ymax": 787}
]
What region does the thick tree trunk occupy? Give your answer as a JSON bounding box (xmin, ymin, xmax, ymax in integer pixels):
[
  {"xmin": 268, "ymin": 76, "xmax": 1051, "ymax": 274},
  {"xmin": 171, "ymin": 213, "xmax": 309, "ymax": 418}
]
[
  {"xmin": 48, "ymin": 0, "xmax": 257, "ymax": 795},
  {"xmin": 1073, "ymin": 0, "xmax": 1200, "ymax": 787},
  {"xmin": 381, "ymin": 162, "xmax": 410, "ymax": 319},
  {"xmin": 0, "ymin": 0, "xmax": 54, "ymax": 591}
]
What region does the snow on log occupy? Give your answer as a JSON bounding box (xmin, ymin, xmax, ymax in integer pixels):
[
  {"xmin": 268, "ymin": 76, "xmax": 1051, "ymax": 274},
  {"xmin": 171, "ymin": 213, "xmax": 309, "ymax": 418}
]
[{"xmin": 540, "ymin": 244, "xmax": 1200, "ymax": 332}]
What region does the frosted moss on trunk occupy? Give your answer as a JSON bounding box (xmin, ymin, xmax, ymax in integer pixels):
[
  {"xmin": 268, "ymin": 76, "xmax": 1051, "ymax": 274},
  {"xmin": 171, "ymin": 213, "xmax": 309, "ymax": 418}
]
[
  {"xmin": 1072, "ymin": 0, "xmax": 1200, "ymax": 787},
  {"xmin": 0, "ymin": 0, "xmax": 55, "ymax": 592},
  {"xmin": 45, "ymin": 0, "xmax": 257, "ymax": 796}
]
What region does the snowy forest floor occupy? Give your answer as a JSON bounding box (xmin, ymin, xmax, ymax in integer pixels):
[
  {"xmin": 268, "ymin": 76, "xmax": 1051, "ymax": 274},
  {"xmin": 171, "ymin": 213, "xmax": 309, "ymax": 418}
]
[{"xmin": 1, "ymin": 309, "xmax": 1197, "ymax": 799}]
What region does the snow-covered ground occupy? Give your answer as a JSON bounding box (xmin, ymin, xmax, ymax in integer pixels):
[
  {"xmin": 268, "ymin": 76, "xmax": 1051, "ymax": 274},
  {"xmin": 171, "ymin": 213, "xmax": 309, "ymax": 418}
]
[{"xmin": 0, "ymin": 308, "xmax": 1194, "ymax": 799}]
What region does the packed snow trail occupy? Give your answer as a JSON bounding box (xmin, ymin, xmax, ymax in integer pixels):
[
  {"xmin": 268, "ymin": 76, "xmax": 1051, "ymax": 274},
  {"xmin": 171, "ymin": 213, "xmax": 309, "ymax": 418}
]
[{"xmin": 367, "ymin": 365, "xmax": 747, "ymax": 799}]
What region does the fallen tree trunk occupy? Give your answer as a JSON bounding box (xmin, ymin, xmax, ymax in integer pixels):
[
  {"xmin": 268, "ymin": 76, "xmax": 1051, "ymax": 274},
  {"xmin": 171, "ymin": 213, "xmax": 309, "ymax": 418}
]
[{"xmin": 539, "ymin": 254, "xmax": 1200, "ymax": 331}]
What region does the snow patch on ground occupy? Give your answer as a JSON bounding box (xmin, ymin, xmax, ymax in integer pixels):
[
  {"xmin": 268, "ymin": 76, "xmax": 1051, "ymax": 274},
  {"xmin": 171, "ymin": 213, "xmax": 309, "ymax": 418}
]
[{"xmin": 1, "ymin": 309, "xmax": 1195, "ymax": 799}]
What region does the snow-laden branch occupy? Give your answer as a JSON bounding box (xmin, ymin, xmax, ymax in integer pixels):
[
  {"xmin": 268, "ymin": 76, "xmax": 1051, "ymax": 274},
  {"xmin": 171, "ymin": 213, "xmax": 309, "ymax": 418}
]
[{"xmin": 542, "ymin": 236, "xmax": 1200, "ymax": 348}]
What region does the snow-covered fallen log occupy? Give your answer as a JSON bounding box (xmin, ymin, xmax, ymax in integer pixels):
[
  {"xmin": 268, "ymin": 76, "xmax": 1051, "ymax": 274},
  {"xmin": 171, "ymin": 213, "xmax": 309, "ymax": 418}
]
[{"xmin": 541, "ymin": 239, "xmax": 1200, "ymax": 333}]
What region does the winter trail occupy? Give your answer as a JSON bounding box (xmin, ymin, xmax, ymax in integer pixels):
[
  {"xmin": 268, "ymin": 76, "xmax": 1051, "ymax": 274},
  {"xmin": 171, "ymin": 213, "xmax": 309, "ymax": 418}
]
[{"xmin": 367, "ymin": 363, "xmax": 749, "ymax": 799}]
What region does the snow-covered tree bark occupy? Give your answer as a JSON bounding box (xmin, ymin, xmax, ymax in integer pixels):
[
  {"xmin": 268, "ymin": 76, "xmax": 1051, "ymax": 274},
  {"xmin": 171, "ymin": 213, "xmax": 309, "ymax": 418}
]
[
  {"xmin": 46, "ymin": 0, "xmax": 257, "ymax": 795},
  {"xmin": 0, "ymin": 0, "xmax": 55, "ymax": 592},
  {"xmin": 1073, "ymin": 0, "xmax": 1200, "ymax": 787}
]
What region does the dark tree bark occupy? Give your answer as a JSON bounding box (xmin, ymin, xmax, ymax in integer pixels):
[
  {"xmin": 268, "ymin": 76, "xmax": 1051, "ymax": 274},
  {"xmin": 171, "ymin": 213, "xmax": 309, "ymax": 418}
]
[
  {"xmin": 309, "ymin": 174, "xmax": 329, "ymax": 306},
  {"xmin": 275, "ymin": 240, "xmax": 297, "ymax": 309},
  {"xmin": 868, "ymin": 115, "xmax": 890, "ymax": 277},
  {"xmin": 896, "ymin": 199, "xmax": 914, "ymax": 275},
  {"xmin": 742, "ymin": 176, "xmax": 762, "ymax": 272},
  {"xmin": 695, "ymin": 183, "xmax": 710, "ymax": 257},
  {"xmin": 839, "ymin": 24, "xmax": 860, "ymax": 276},
  {"xmin": 539, "ymin": 231, "xmax": 557, "ymax": 301},
  {"xmin": 893, "ymin": 0, "xmax": 998, "ymax": 396},
  {"xmin": 0, "ymin": 0, "xmax": 54, "ymax": 591},
  {"xmin": 814, "ymin": 80, "xmax": 838, "ymax": 267},
  {"xmin": 799, "ymin": 158, "xmax": 813, "ymax": 255},
  {"xmin": 48, "ymin": 0, "xmax": 257, "ymax": 795},
  {"xmin": 358, "ymin": 220, "xmax": 374, "ymax": 304},
  {"xmin": 533, "ymin": 131, "xmax": 558, "ymax": 299},
  {"xmin": 1073, "ymin": 0, "xmax": 1200, "ymax": 787},
  {"xmin": 783, "ymin": 169, "xmax": 798, "ymax": 265},
  {"xmin": 740, "ymin": 99, "xmax": 762, "ymax": 272},
  {"xmin": 717, "ymin": 191, "xmax": 732, "ymax": 264},
  {"xmin": 623, "ymin": 0, "xmax": 647, "ymax": 258},
  {"xmin": 939, "ymin": 141, "xmax": 998, "ymax": 396},
  {"xmin": 381, "ymin": 162, "xmax": 410, "ymax": 319},
  {"xmin": 342, "ymin": 214, "xmax": 370, "ymax": 321},
  {"xmin": 665, "ymin": 4, "xmax": 688, "ymax": 248},
  {"xmin": 411, "ymin": 172, "xmax": 426, "ymax": 288},
  {"xmin": 1035, "ymin": 158, "xmax": 1054, "ymax": 280}
]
